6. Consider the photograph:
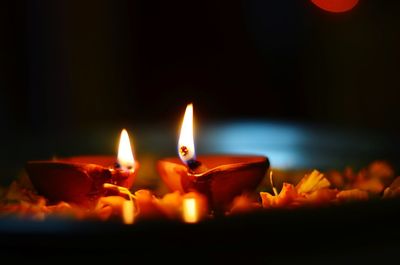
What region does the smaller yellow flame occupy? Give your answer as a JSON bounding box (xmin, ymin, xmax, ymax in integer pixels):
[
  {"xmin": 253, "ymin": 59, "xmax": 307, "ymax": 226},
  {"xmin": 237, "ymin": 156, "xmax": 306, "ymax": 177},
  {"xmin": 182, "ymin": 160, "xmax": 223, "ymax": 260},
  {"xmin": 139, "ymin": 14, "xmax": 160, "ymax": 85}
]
[
  {"xmin": 178, "ymin": 103, "xmax": 196, "ymax": 164},
  {"xmin": 182, "ymin": 197, "xmax": 198, "ymax": 223},
  {"xmin": 117, "ymin": 129, "xmax": 135, "ymax": 170},
  {"xmin": 122, "ymin": 200, "xmax": 135, "ymax": 225}
]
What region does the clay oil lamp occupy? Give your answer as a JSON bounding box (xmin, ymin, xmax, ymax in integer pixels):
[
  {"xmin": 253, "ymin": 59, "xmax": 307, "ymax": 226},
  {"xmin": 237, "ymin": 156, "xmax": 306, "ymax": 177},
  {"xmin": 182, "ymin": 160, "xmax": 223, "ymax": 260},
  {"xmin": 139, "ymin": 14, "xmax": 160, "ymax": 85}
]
[
  {"xmin": 157, "ymin": 104, "xmax": 269, "ymax": 212},
  {"xmin": 25, "ymin": 129, "xmax": 139, "ymax": 207}
]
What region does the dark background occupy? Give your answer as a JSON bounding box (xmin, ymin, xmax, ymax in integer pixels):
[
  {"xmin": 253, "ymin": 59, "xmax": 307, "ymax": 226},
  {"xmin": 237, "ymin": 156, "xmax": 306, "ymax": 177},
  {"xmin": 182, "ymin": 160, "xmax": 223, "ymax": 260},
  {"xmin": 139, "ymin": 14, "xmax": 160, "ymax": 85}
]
[
  {"xmin": 1, "ymin": 0, "xmax": 400, "ymax": 183},
  {"xmin": 1, "ymin": 2, "xmax": 400, "ymax": 262},
  {"xmin": 1, "ymin": 0, "xmax": 400, "ymax": 131}
]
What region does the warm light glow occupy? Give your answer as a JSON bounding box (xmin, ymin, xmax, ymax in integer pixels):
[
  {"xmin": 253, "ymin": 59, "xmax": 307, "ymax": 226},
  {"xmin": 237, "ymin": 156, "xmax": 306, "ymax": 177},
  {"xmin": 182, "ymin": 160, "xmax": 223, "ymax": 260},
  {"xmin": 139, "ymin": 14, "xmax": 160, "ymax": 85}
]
[
  {"xmin": 311, "ymin": 0, "xmax": 359, "ymax": 13},
  {"xmin": 182, "ymin": 197, "xmax": 198, "ymax": 223},
  {"xmin": 117, "ymin": 129, "xmax": 135, "ymax": 170},
  {"xmin": 178, "ymin": 103, "xmax": 196, "ymax": 164},
  {"xmin": 122, "ymin": 200, "xmax": 135, "ymax": 224}
]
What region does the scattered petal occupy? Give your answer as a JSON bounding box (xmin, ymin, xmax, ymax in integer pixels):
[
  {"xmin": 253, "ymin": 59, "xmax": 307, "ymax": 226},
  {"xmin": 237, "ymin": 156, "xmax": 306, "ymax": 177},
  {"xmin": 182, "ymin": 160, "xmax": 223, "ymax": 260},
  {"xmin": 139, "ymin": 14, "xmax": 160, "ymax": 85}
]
[
  {"xmin": 301, "ymin": 188, "xmax": 338, "ymax": 205},
  {"xmin": 261, "ymin": 183, "xmax": 298, "ymax": 208},
  {"xmin": 383, "ymin": 176, "xmax": 400, "ymax": 199},
  {"xmin": 367, "ymin": 161, "xmax": 395, "ymax": 187},
  {"xmin": 296, "ymin": 170, "xmax": 331, "ymax": 194},
  {"xmin": 353, "ymin": 178, "xmax": 384, "ymax": 194},
  {"xmin": 134, "ymin": 189, "xmax": 167, "ymax": 220},
  {"xmin": 229, "ymin": 194, "xmax": 261, "ymax": 214},
  {"xmin": 336, "ymin": 189, "xmax": 369, "ymax": 202}
]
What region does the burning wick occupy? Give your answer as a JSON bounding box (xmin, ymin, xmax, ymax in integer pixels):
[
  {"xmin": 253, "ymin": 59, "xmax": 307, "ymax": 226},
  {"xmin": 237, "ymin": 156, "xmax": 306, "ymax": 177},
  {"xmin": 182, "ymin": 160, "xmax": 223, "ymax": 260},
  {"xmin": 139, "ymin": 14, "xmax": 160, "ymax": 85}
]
[
  {"xmin": 178, "ymin": 103, "xmax": 208, "ymax": 174},
  {"xmin": 179, "ymin": 145, "xmax": 202, "ymax": 170}
]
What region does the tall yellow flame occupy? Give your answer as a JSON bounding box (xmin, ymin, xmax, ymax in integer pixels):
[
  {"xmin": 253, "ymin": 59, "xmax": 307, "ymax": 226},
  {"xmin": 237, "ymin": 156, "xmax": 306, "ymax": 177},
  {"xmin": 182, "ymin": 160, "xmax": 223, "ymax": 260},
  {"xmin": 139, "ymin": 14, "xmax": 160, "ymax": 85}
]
[
  {"xmin": 117, "ymin": 129, "xmax": 135, "ymax": 170},
  {"xmin": 178, "ymin": 103, "xmax": 196, "ymax": 164}
]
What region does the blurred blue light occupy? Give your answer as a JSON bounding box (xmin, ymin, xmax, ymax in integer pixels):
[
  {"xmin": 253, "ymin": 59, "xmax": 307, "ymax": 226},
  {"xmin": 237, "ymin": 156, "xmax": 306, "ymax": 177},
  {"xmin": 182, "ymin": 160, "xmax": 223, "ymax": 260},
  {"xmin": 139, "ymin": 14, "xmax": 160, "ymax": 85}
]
[{"xmin": 198, "ymin": 121, "xmax": 309, "ymax": 168}]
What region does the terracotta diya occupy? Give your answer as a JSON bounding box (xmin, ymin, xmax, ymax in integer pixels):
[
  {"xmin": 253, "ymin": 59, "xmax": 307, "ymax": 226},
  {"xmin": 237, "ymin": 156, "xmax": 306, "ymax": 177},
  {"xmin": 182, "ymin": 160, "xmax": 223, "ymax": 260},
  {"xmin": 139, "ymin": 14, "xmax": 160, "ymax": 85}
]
[
  {"xmin": 157, "ymin": 155, "xmax": 269, "ymax": 212},
  {"xmin": 157, "ymin": 104, "xmax": 269, "ymax": 212},
  {"xmin": 26, "ymin": 129, "xmax": 139, "ymax": 207}
]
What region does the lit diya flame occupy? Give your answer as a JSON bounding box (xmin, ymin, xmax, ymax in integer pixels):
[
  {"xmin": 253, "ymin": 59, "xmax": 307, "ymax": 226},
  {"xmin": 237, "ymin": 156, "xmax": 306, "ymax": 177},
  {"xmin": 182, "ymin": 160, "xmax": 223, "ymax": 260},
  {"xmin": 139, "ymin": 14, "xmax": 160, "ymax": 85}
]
[
  {"xmin": 178, "ymin": 104, "xmax": 197, "ymax": 167},
  {"xmin": 178, "ymin": 104, "xmax": 208, "ymax": 173},
  {"xmin": 118, "ymin": 129, "xmax": 135, "ymax": 171},
  {"xmin": 311, "ymin": 0, "xmax": 359, "ymax": 13},
  {"xmin": 182, "ymin": 197, "xmax": 199, "ymax": 223}
]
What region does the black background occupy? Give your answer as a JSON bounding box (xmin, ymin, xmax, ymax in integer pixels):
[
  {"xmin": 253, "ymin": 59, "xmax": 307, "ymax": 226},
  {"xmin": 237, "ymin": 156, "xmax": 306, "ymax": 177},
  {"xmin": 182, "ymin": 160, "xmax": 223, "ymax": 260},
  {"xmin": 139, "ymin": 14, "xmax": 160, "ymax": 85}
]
[{"xmin": 1, "ymin": 0, "xmax": 400, "ymax": 131}]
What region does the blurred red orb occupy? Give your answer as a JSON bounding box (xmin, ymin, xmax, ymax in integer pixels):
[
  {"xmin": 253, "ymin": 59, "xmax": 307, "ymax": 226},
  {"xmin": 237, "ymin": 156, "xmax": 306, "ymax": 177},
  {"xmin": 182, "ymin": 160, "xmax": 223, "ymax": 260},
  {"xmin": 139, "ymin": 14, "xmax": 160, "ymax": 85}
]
[{"xmin": 311, "ymin": 0, "xmax": 359, "ymax": 13}]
